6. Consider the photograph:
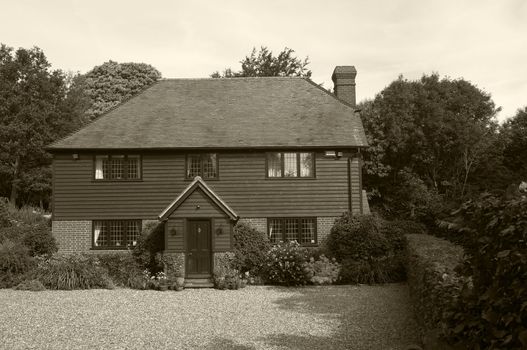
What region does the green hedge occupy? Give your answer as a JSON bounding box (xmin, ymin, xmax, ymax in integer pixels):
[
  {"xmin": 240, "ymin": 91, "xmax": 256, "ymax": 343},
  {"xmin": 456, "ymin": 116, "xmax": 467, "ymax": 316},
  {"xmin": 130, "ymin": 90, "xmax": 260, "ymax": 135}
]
[{"xmin": 405, "ymin": 233, "xmax": 464, "ymax": 339}]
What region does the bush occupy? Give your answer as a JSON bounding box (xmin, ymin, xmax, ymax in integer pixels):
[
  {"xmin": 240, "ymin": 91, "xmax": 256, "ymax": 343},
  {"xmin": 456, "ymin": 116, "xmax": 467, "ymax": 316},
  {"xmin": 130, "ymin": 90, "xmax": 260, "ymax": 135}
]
[
  {"xmin": 96, "ymin": 253, "xmax": 146, "ymax": 289},
  {"xmin": 0, "ymin": 222, "xmax": 56, "ymax": 256},
  {"xmin": 441, "ymin": 194, "xmax": 527, "ymax": 349},
  {"xmin": 327, "ymin": 212, "xmax": 407, "ymax": 284},
  {"xmin": 133, "ymin": 221, "xmax": 165, "ymax": 271},
  {"xmin": 34, "ymin": 254, "xmax": 114, "ymax": 290},
  {"xmin": 0, "ymin": 240, "xmax": 34, "ymax": 288},
  {"xmin": 232, "ymin": 222, "xmax": 270, "ymax": 275},
  {"xmin": 14, "ymin": 279, "xmax": 46, "ymax": 291},
  {"xmin": 304, "ymin": 255, "xmax": 340, "ymax": 285},
  {"xmin": 327, "ymin": 213, "xmax": 392, "ymax": 261},
  {"xmin": 405, "ymin": 233, "xmax": 464, "ymax": 341},
  {"xmin": 0, "ymin": 197, "xmax": 9, "ymax": 227},
  {"xmin": 213, "ymin": 252, "xmax": 240, "ymax": 290},
  {"xmin": 389, "ymin": 219, "xmax": 426, "ymax": 235},
  {"xmin": 263, "ymin": 241, "xmax": 309, "ymax": 286}
]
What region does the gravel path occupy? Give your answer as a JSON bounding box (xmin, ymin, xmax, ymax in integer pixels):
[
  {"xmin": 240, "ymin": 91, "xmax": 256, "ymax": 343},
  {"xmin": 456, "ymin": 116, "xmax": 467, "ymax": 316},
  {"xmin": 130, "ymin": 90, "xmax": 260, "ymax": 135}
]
[{"xmin": 0, "ymin": 284, "xmax": 419, "ymax": 350}]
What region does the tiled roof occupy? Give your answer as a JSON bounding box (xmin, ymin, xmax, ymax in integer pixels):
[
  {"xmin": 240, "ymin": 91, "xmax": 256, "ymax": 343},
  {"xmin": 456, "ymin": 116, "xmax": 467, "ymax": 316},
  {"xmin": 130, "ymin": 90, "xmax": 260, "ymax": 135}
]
[{"xmin": 48, "ymin": 77, "xmax": 368, "ymax": 150}]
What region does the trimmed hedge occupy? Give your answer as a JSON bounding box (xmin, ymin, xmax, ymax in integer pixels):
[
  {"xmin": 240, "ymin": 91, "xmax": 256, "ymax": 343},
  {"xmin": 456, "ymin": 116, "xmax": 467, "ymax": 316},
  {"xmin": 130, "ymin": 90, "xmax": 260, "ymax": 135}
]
[
  {"xmin": 405, "ymin": 233, "xmax": 464, "ymax": 339},
  {"xmin": 232, "ymin": 222, "xmax": 270, "ymax": 275}
]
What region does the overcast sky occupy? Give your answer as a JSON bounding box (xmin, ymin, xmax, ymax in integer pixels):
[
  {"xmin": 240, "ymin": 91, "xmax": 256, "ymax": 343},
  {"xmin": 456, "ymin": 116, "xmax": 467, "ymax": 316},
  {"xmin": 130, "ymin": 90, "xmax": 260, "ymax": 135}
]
[{"xmin": 2, "ymin": 0, "xmax": 526, "ymax": 122}]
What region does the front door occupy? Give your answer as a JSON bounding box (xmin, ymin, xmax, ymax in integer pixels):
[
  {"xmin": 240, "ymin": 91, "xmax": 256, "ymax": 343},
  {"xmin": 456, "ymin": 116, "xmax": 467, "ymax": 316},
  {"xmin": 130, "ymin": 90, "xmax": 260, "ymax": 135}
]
[{"xmin": 186, "ymin": 220, "xmax": 211, "ymax": 277}]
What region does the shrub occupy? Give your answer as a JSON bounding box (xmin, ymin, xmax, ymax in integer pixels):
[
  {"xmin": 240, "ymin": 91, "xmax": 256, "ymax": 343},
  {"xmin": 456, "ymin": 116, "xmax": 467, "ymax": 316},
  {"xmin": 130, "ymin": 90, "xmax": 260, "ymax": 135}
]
[
  {"xmin": 405, "ymin": 234, "xmax": 464, "ymax": 341},
  {"xmin": 0, "ymin": 222, "xmax": 56, "ymax": 256},
  {"xmin": 232, "ymin": 222, "xmax": 270, "ymax": 275},
  {"xmin": 7, "ymin": 205, "xmax": 49, "ymax": 226},
  {"xmin": 96, "ymin": 253, "xmax": 146, "ymax": 289},
  {"xmin": 133, "ymin": 221, "xmax": 165, "ymax": 271},
  {"xmin": 159, "ymin": 252, "xmax": 185, "ymax": 279},
  {"xmin": 304, "ymin": 255, "xmax": 340, "ymax": 285},
  {"xmin": 327, "ymin": 212, "xmax": 407, "ymax": 284},
  {"xmin": 326, "ymin": 213, "xmax": 392, "ymax": 261},
  {"xmin": 264, "ymin": 241, "xmax": 310, "ymax": 286},
  {"xmin": 213, "ymin": 252, "xmax": 240, "ymax": 290},
  {"xmin": 0, "ymin": 197, "xmax": 9, "ymax": 227},
  {"xmin": 389, "ymin": 219, "xmax": 426, "ymax": 235},
  {"xmin": 441, "ymin": 194, "xmax": 527, "ymax": 349},
  {"xmin": 0, "ymin": 240, "xmax": 34, "ymax": 288},
  {"xmin": 13, "ymin": 279, "xmax": 46, "ymax": 291},
  {"xmin": 34, "ymin": 254, "xmax": 114, "ymax": 290}
]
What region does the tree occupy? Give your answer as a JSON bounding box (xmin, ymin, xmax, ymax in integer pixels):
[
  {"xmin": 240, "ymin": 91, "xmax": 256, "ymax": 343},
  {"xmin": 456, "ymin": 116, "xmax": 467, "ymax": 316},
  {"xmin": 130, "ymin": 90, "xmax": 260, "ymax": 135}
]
[
  {"xmin": 211, "ymin": 46, "xmax": 311, "ymax": 78},
  {"xmin": 360, "ymin": 73, "xmax": 500, "ymax": 208},
  {"xmin": 501, "ymin": 106, "xmax": 527, "ymax": 183},
  {"xmin": 78, "ymin": 61, "xmax": 161, "ymax": 121},
  {"xmin": 0, "ymin": 44, "xmax": 84, "ymax": 206}
]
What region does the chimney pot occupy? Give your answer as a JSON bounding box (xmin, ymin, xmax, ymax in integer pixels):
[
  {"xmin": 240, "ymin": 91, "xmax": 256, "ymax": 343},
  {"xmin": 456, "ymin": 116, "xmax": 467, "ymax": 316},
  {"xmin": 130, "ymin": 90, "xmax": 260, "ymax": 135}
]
[{"xmin": 331, "ymin": 66, "xmax": 357, "ymax": 107}]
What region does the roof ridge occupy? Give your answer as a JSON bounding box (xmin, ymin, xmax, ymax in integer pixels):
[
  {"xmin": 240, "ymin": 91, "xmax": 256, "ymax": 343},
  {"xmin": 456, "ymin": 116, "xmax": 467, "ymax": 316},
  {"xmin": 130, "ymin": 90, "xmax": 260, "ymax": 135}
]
[
  {"xmin": 302, "ymin": 78, "xmax": 359, "ymax": 111},
  {"xmin": 46, "ymin": 80, "xmax": 163, "ymax": 150},
  {"xmin": 160, "ymin": 76, "xmax": 304, "ymax": 81}
]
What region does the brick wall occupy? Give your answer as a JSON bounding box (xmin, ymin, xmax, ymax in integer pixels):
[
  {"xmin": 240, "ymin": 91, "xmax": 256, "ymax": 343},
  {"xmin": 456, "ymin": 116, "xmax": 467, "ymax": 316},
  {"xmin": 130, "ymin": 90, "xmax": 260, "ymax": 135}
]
[
  {"xmin": 52, "ymin": 220, "xmax": 91, "ymax": 253},
  {"xmin": 238, "ymin": 217, "xmax": 267, "ymax": 233},
  {"xmin": 317, "ymin": 216, "xmax": 338, "ymax": 244}
]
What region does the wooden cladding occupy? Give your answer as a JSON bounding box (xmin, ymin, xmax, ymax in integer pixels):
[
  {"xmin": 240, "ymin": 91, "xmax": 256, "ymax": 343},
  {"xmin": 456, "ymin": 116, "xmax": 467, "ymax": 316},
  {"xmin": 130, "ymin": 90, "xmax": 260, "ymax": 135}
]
[{"xmin": 53, "ymin": 151, "xmax": 357, "ymax": 220}]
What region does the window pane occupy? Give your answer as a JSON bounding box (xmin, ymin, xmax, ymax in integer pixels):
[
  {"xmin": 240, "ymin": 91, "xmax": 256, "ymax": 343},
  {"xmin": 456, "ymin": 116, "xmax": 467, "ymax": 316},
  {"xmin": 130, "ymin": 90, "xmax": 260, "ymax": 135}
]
[
  {"xmin": 127, "ymin": 155, "xmax": 140, "ymax": 179},
  {"xmin": 283, "ymin": 153, "xmax": 297, "ymax": 177},
  {"xmin": 284, "ymin": 218, "xmax": 299, "ymax": 241},
  {"xmin": 110, "ymin": 221, "xmax": 123, "ymax": 246},
  {"xmin": 269, "ymin": 219, "xmax": 282, "ymax": 243},
  {"xmin": 300, "ymin": 153, "xmax": 313, "ymax": 177},
  {"xmin": 127, "ymin": 221, "xmax": 140, "ymax": 247},
  {"xmin": 111, "ymin": 155, "xmax": 124, "ymax": 180},
  {"xmin": 267, "ymin": 153, "xmax": 282, "ymax": 177},
  {"xmin": 300, "ymin": 218, "xmax": 316, "ymax": 244},
  {"xmin": 202, "ymin": 154, "xmax": 217, "ymax": 178},
  {"xmin": 95, "ymin": 156, "xmax": 107, "ymax": 179},
  {"xmin": 187, "ymin": 155, "xmax": 201, "ymax": 178}
]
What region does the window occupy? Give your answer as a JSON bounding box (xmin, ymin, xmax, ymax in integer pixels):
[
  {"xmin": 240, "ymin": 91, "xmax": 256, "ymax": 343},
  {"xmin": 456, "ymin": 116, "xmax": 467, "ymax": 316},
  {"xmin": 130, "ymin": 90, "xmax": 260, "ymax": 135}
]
[
  {"xmin": 266, "ymin": 152, "xmax": 314, "ymax": 178},
  {"xmin": 92, "ymin": 220, "xmax": 141, "ymax": 249},
  {"xmin": 268, "ymin": 218, "xmax": 317, "ymax": 245},
  {"xmin": 94, "ymin": 155, "xmax": 141, "ymax": 180},
  {"xmin": 186, "ymin": 154, "xmax": 218, "ymax": 179}
]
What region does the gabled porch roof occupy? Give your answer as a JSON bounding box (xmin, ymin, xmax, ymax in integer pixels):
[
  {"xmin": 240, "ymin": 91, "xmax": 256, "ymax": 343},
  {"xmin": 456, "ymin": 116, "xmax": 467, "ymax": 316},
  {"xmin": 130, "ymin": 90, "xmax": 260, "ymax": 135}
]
[{"xmin": 158, "ymin": 176, "xmax": 239, "ymax": 221}]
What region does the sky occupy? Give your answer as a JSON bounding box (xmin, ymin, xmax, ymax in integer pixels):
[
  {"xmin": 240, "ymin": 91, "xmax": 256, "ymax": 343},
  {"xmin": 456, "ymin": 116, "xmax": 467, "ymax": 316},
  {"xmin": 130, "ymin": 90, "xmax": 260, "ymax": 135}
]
[{"xmin": 1, "ymin": 0, "xmax": 526, "ymax": 122}]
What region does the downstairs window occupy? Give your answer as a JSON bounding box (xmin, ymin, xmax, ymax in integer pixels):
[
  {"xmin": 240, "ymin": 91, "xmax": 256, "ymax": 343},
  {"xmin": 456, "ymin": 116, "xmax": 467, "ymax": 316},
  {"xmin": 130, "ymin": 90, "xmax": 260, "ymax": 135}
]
[
  {"xmin": 92, "ymin": 220, "xmax": 141, "ymax": 249},
  {"xmin": 268, "ymin": 217, "xmax": 317, "ymax": 245}
]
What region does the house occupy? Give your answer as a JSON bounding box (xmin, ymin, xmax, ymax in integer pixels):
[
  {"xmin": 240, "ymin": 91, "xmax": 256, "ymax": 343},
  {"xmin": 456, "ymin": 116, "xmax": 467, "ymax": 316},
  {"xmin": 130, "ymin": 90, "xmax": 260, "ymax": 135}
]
[{"xmin": 47, "ymin": 65, "xmax": 369, "ymax": 280}]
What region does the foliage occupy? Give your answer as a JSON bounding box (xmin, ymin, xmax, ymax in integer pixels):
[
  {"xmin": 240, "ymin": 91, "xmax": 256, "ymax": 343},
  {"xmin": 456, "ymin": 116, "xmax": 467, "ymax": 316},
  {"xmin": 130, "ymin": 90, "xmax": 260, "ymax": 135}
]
[
  {"xmin": 304, "ymin": 255, "xmax": 341, "ymax": 285},
  {"xmin": 133, "ymin": 221, "xmax": 164, "ymax": 271},
  {"xmin": 360, "ymin": 74, "xmax": 501, "ymax": 214},
  {"xmin": 501, "ymin": 106, "xmax": 527, "ymax": 183},
  {"xmin": 13, "ymin": 279, "xmax": 46, "ymax": 291},
  {"xmin": 263, "ymin": 241, "xmax": 310, "ymax": 286},
  {"xmin": 0, "ymin": 44, "xmax": 85, "ymax": 206},
  {"xmin": 0, "ymin": 239, "xmax": 34, "ymax": 288},
  {"xmin": 78, "ymin": 61, "xmax": 162, "ymax": 121},
  {"xmin": 213, "ymin": 252, "xmax": 241, "ymax": 290},
  {"xmin": 232, "ymin": 222, "xmax": 270, "ymax": 275},
  {"xmin": 96, "ymin": 253, "xmax": 146, "ymax": 289},
  {"xmin": 441, "ymin": 192, "xmax": 527, "ymax": 349},
  {"xmin": 0, "ymin": 197, "xmax": 9, "ymax": 227},
  {"xmin": 326, "ymin": 213, "xmax": 408, "ymax": 284},
  {"xmin": 211, "ymin": 46, "xmax": 311, "ymax": 78},
  {"xmin": 34, "ymin": 254, "xmax": 114, "ymax": 290},
  {"xmin": 388, "ymin": 219, "xmax": 427, "ymax": 235},
  {"xmin": 405, "ymin": 233, "xmax": 464, "ymax": 340},
  {"xmin": 159, "ymin": 252, "xmax": 185, "ymax": 279}
]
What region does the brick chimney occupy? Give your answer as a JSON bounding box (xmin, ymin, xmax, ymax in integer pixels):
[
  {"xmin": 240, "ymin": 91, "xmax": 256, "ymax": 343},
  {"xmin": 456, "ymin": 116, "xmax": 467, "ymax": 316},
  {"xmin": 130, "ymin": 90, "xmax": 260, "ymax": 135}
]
[{"xmin": 331, "ymin": 66, "xmax": 357, "ymax": 107}]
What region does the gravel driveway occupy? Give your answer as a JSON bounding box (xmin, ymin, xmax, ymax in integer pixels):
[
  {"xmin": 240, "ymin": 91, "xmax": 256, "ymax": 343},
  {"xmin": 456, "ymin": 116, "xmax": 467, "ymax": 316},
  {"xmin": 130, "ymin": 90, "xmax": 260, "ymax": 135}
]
[{"xmin": 0, "ymin": 284, "xmax": 419, "ymax": 350}]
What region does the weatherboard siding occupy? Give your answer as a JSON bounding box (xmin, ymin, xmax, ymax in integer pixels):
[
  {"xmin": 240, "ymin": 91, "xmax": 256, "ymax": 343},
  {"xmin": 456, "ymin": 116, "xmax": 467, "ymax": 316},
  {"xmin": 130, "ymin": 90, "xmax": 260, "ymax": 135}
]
[{"xmin": 52, "ymin": 151, "xmax": 359, "ymax": 220}]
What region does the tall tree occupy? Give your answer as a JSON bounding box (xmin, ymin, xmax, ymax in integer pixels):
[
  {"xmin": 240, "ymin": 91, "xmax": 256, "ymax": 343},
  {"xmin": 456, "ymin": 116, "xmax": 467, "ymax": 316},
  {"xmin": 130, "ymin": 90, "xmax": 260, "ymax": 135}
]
[
  {"xmin": 501, "ymin": 106, "xmax": 527, "ymax": 183},
  {"xmin": 0, "ymin": 44, "xmax": 84, "ymax": 206},
  {"xmin": 78, "ymin": 61, "xmax": 161, "ymax": 121},
  {"xmin": 211, "ymin": 46, "xmax": 311, "ymax": 78},
  {"xmin": 360, "ymin": 73, "xmax": 500, "ymax": 204}
]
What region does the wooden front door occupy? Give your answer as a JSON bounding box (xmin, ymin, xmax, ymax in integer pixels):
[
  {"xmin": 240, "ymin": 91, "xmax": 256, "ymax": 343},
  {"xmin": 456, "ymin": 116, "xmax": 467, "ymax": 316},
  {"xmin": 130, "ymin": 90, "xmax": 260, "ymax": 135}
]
[{"xmin": 186, "ymin": 220, "xmax": 211, "ymax": 277}]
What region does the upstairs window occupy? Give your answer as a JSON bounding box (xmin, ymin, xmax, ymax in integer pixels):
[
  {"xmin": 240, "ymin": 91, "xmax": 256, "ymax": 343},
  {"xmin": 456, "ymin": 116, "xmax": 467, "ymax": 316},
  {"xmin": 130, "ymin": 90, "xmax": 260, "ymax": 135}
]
[
  {"xmin": 93, "ymin": 220, "xmax": 141, "ymax": 249},
  {"xmin": 94, "ymin": 155, "xmax": 141, "ymax": 180},
  {"xmin": 186, "ymin": 154, "xmax": 218, "ymax": 179},
  {"xmin": 266, "ymin": 152, "xmax": 314, "ymax": 178},
  {"xmin": 268, "ymin": 217, "xmax": 317, "ymax": 245}
]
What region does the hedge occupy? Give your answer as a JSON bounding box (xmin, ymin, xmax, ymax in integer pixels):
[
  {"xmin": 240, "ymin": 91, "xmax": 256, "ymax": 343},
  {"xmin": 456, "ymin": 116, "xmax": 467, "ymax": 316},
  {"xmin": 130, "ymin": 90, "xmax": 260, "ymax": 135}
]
[{"xmin": 405, "ymin": 233, "xmax": 464, "ymax": 340}]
